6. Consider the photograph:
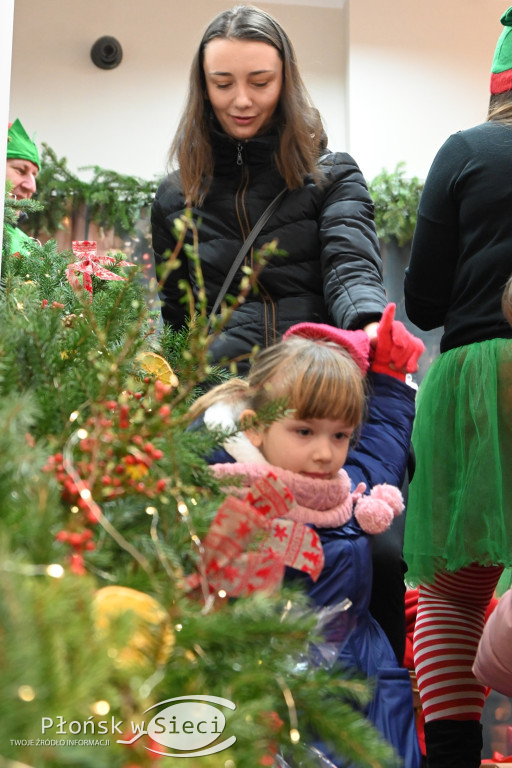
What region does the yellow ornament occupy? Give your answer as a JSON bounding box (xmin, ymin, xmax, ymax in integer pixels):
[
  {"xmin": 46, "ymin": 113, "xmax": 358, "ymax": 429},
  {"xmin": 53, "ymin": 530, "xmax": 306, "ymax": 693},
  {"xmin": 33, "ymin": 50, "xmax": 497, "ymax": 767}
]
[
  {"xmin": 137, "ymin": 351, "xmax": 179, "ymax": 388},
  {"xmin": 93, "ymin": 586, "xmax": 174, "ymax": 668}
]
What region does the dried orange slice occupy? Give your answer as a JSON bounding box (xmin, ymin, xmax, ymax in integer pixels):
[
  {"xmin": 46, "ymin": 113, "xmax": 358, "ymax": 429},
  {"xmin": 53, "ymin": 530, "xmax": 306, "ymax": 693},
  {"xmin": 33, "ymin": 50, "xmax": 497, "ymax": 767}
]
[
  {"xmin": 137, "ymin": 351, "xmax": 179, "ymax": 387},
  {"xmin": 93, "ymin": 585, "xmax": 175, "ymax": 667}
]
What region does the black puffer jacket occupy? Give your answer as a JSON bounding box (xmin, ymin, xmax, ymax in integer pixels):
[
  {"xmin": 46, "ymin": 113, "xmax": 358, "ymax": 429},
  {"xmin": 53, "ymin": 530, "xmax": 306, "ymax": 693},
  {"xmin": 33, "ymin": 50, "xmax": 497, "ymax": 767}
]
[{"xmin": 151, "ymin": 130, "xmax": 386, "ymax": 369}]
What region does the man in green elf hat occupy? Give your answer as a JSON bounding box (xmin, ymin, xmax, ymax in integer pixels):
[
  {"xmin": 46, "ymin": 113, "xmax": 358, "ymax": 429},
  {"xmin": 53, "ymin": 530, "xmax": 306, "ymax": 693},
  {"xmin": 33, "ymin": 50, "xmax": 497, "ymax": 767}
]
[{"xmin": 5, "ymin": 118, "xmax": 40, "ymax": 256}]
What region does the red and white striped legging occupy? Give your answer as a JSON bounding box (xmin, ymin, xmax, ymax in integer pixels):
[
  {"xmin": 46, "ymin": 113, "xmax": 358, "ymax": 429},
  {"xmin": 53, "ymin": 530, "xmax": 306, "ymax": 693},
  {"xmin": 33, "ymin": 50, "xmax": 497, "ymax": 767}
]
[{"xmin": 413, "ymin": 563, "xmax": 503, "ymax": 722}]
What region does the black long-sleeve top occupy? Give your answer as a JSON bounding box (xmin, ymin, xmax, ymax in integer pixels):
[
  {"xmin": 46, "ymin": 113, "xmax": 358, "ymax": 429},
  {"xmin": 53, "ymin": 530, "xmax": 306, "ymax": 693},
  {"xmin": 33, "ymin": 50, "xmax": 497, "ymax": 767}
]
[{"xmin": 404, "ymin": 121, "xmax": 512, "ymax": 352}]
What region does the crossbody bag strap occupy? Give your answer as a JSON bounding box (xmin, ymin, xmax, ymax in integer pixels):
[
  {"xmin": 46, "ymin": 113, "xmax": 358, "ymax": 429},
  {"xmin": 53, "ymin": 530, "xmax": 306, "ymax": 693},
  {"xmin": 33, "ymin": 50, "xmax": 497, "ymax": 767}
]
[{"xmin": 207, "ymin": 187, "xmax": 287, "ymax": 330}]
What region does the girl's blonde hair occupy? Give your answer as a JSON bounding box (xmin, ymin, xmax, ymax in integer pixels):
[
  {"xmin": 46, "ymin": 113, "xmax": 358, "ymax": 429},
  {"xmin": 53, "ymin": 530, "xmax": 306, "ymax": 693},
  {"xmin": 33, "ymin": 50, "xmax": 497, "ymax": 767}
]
[{"xmin": 189, "ymin": 336, "xmax": 366, "ymax": 427}]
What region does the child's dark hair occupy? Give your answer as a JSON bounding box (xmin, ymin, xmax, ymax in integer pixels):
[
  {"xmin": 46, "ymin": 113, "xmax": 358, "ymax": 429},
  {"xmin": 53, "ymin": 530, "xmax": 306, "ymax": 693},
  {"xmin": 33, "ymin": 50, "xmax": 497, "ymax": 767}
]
[{"xmin": 189, "ymin": 335, "xmax": 366, "ymax": 427}]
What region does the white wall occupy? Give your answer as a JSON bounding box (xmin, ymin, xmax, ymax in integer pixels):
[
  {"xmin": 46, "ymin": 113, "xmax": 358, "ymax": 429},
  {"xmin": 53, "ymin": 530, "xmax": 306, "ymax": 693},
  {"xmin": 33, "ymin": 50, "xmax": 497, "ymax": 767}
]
[
  {"xmin": 1, "ymin": 0, "xmax": 15, "ymax": 259},
  {"xmin": 349, "ymin": 0, "xmax": 507, "ymax": 179},
  {"xmin": 7, "ymin": 0, "xmax": 511, "ymax": 184},
  {"xmin": 8, "ymin": 0, "xmax": 347, "ymax": 182}
]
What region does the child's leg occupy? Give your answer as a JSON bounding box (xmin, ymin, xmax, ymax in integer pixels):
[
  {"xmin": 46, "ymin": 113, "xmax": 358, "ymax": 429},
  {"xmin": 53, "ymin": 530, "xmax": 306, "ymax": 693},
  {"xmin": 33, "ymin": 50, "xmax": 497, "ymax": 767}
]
[{"xmin": 413, "ymin": 563, "xmax": 503, "ymax": 767}]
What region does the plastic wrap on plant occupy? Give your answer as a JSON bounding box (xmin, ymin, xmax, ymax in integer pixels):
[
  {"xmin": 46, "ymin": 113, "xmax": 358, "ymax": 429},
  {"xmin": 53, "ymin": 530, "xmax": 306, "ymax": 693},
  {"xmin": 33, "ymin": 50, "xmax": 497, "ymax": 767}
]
[
  {"xmin": 291, "ymin": 598, "xmax": 356, "ymax": 674},
  {"xmin": 275, "ymin": 744, "xmax": 339, "ymax": 768},
  {"xmin": 310, "ymin": 598, "xmax": 357, "ymax": 670}
]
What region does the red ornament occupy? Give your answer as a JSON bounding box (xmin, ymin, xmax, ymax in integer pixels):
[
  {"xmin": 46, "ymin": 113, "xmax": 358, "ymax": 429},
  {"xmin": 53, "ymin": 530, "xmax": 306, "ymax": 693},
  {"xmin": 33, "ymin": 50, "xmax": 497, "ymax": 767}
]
[
  {"xmin": 187, "ymin": 474, "xmax": 324, "ymax": 598},
  {"xmin": 66, "ymin": 241, "xmax": 134, "ymax": 299}
]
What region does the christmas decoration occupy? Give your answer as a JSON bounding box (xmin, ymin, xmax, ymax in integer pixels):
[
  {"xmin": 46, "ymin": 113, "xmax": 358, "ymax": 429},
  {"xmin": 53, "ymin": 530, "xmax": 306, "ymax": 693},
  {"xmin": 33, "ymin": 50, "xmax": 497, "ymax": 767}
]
[
  {"xmin": 93, "ymin": 586, "xmax": 175, "ymax": 668},
  {"xmin": 137, "ymin": 351, "xmax": 179, "ymax": 388},
  {"xmin": 66, "ymin": 240, "xmax": 134, "ymax": 298},
  {"xmin": 186, "ymin": 474, "xmax": 325, "ymax": 598}
]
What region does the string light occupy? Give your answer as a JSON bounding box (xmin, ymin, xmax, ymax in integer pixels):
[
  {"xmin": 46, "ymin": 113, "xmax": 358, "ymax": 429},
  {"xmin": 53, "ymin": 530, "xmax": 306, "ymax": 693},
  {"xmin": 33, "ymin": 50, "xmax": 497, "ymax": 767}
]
[
  {"xmin": 91, "ymin": 700, "xmax": 110, "ymax": 716},
  {"xmin": 177, "ymin": 501, "xmax": 189, "ymax": 516},
  {"xmin": 2, "ymin": 561, "xmax": 65, "ymax": 578},
  {"xmin": 46, "ymin": 564, "xmax": 64, "ymax": 578},
  {"xmin": 18, "ymin": 686, "xmax": 35, "ymax": 702},
  {"xmin": 276, "ymin": 675, "xmax": 300, "ymax": 746}
]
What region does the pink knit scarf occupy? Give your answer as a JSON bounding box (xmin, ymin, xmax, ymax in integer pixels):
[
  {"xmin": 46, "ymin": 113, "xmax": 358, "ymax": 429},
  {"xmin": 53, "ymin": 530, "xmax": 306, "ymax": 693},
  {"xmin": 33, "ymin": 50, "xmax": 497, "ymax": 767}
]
[{"xmin": 210, "ymin": 462, "xmax": 363, "ymax": 528}]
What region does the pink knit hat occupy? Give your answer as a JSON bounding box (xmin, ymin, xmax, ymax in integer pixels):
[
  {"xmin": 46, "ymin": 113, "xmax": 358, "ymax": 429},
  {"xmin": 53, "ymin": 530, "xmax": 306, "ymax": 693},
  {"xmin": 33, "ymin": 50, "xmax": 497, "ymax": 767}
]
[{"xmin": 282, "ymin": 323, "xmax": 370, "ymax": 374}]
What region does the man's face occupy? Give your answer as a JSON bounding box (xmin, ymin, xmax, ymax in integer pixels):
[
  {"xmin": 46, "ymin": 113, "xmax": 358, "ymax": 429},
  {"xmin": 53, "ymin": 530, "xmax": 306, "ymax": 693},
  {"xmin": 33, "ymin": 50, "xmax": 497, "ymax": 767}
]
[{"xmin": 6, "ymin": 157, "xmax": 39, "ymax": 199}]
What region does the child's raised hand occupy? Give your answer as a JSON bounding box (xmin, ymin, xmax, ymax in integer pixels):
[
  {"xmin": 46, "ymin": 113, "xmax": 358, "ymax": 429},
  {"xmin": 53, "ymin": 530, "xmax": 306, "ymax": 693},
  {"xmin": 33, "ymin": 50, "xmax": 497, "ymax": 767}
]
[{"xmin": 371, "ymin": 303, "xmax": 425, "ymax": 380}]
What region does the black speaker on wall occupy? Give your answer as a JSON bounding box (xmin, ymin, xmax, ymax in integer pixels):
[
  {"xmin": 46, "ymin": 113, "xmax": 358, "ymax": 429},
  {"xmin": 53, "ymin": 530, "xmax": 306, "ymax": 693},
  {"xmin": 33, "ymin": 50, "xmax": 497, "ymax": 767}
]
[{"xmin": 90, "ymin": 36, "xmax": 123, "ymax": 70}]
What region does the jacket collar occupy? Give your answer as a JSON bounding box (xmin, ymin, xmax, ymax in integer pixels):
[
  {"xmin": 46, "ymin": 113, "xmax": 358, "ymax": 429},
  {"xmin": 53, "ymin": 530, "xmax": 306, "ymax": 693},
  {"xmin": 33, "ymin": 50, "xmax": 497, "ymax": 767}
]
[{"xmin": 210, "ymin": 126, "xmax": 280, "ymax": 171}]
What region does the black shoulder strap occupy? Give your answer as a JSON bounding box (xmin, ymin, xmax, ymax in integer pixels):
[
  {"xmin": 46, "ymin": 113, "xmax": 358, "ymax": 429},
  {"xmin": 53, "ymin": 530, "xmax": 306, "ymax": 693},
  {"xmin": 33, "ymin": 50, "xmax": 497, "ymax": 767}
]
[{"xmin": 207, "ymin": 187, "xmax": 287, "ymax": 329}]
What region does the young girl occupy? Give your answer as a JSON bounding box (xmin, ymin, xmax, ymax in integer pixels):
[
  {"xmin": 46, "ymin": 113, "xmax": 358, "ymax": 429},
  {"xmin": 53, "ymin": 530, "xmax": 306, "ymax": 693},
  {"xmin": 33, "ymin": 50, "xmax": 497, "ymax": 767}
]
[{"xmin": 189, "ymin": 304, "xmax": 424, "ymax": 767}]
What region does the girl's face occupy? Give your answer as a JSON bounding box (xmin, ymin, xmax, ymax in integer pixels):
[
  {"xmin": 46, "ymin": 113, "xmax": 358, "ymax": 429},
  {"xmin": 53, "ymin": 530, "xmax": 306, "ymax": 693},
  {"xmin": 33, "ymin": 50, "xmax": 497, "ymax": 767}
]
[
  {"xmin": 246, "ymin": 415, "xmax": 355, "ymax": 479},
  {"xmin": 203, "ymin": 38, "xmax": 283, "ymax": 140}
]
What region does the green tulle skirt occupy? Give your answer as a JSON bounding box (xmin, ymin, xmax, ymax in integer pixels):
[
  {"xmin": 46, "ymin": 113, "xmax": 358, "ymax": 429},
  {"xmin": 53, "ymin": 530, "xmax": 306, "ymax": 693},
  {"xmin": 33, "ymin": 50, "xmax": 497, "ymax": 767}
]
[{"xmin": 403, "ymin": 338, "xmax": 512, "ymax": 584}]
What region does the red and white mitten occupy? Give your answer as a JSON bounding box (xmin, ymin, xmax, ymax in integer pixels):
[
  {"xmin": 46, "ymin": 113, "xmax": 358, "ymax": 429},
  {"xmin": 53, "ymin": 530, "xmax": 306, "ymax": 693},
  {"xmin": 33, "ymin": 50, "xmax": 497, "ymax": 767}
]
[{"xmin": 371, "ymin": 303, "xmax": 425, "ymax": 380}]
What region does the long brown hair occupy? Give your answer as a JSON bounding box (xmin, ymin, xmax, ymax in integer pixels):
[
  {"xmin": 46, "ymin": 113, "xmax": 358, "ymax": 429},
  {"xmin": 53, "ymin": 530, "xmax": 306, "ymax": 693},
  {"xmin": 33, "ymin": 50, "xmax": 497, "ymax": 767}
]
[
  {"xmin": 487, "ymin": 90, "xmax": 512, "ymax": 123},
  {"xmin": 189, "ymin": 336, "xmax": 366, "ymax": 428},
  {"xmin": 170, "ymin": 5, "xmax": 327, "ymax": 205}
]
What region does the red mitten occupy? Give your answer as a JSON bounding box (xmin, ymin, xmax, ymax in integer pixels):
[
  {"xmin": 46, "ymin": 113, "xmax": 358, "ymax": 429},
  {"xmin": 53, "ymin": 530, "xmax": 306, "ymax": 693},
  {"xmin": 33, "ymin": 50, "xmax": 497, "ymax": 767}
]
[{"xmin": 371, "ymin": 303, "xmax": 425, "ymax": 380}]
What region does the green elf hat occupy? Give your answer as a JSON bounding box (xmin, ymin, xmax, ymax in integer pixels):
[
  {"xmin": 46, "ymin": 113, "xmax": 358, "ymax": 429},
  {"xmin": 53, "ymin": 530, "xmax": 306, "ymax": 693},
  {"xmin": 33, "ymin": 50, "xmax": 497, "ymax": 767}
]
[{"xmin": 6, "ymin": 118, "xmax": 40, "ymax": 169}]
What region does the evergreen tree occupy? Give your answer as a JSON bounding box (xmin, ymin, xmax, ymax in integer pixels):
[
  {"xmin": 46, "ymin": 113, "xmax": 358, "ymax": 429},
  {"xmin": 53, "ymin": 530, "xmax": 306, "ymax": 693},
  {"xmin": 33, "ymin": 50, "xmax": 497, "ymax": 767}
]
[{"xmin": 0, "ymin": 210, "xmax": 397, "ymax": 768}]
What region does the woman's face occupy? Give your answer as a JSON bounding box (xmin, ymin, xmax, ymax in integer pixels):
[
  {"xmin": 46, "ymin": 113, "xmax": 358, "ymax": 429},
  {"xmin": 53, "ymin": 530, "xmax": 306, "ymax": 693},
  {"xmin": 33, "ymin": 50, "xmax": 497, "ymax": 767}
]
[{"xmin": 203, "ymin": 38, "xmax": 283, "ymax": 140}]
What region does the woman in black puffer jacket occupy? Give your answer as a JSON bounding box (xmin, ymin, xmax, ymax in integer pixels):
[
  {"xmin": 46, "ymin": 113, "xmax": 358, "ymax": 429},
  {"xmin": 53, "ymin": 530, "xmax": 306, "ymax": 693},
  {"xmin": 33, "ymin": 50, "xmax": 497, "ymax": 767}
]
[
  {"xmin": 151, "ymin": 5, "xmax": 387, "ymax": 373},
  {"xmin": 152, "ymin": 4, "xmax": 409, "ymax": 671}
]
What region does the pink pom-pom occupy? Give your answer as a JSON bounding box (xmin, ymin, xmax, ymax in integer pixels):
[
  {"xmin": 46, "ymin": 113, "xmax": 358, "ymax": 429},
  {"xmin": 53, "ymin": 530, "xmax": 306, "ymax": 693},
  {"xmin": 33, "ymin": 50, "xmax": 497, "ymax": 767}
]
[
  {"xmin": 354, "ymin": 496, "xmax": 394, "ymax": 534},
  {"xmin": 369, "ymin": 483, "xmax": 404, "ymax": 517}
]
